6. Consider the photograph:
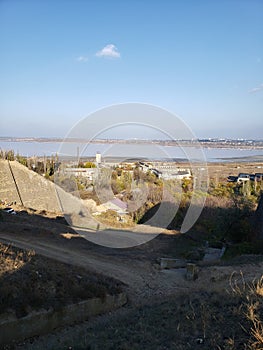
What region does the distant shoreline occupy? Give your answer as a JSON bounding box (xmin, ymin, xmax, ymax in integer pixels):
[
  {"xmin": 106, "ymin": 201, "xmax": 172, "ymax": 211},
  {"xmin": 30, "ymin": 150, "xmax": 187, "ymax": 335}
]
[
  {"xmin": 1, "ymin": 138, "xmax": 263, "ymax": 162},
  {"xmin": 1, "ymin": 137, "xmax": 263, "ymax": 150}
]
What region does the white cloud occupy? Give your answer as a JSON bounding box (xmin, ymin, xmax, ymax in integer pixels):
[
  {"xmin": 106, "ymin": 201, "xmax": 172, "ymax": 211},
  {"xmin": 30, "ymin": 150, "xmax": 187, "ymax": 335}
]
[
  {"xmin": 96, "ymin": 44, "xmax": 120, "ymax": 58},
  {"xmin": 76, "ymin": 56, "xmax": 88, "ymax": 62},
  {"xmin": 249, "ymin": 83, "xmax": 263, "ymax": 94}
]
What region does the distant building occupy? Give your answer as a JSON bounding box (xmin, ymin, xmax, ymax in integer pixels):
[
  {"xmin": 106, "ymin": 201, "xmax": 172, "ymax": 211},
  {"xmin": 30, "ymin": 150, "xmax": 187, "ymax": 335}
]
[
  {"xmin": 94, "ymin": 197, "xmax": 128, "ymax": 216},
  {"xmin": 139, "ymin": 161, "xmax": 152, "ymax": 172},
  {"xmin": 63, "ymin": 168, "xmax": 95, "ymax": 180},
  {"xmin": 96, "ymin": 152, "xmax": 102, "ymax": 165},
  {"xmin": 139, "ymin": 161, "xmax": 191, "ymax": 180},
  {"xmin": 160, "ymin": 169, "xmax": 191, "ymax": 180}
]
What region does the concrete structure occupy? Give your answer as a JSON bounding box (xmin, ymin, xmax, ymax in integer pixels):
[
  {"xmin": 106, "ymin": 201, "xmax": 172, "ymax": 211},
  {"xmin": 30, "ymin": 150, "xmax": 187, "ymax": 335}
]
[
  {"xmin": 202, "ymin": 247, "xmax": 226, "ymax": 263},
  {"xmin": 0, "ymin": 160, "xmax": 22, "ymax": 205},
  {"xmin": 139, "ymin": 161, "xmax": 191, "ymax": 180},
  {"xmin": 0, "ymin": 160, "xmax": 61, "ymax": 212},
  {"xmin": 160, "ymin": 169, "xmax": 191, "ymax": 180},
  {"xmin": 0, "ymin": 160, "xmax": 99, "ymax": 230},
  {"xmin": 96, "ymin": 152, "xmax": 102, "ymax": 165},
  {"xmin": 0, "ymin": 292, "xmax": 127, "ymax": 346},
  {"xmin": 160, "ymin": 258, "xmax": 187, "ymax": 269},
  {"xmin": 63, "ymin": 167, "xmax": 95, "ymax": 180},
  {"xmin": 139, "ymin": 161, "xmax": 152, "ymax": 172}
]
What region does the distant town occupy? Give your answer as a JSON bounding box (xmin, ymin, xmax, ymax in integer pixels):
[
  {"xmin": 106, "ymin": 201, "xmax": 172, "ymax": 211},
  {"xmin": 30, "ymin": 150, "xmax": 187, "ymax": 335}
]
[{"xmin": 1, "ymin": 137, "xmax": 263, "ymax": 149}]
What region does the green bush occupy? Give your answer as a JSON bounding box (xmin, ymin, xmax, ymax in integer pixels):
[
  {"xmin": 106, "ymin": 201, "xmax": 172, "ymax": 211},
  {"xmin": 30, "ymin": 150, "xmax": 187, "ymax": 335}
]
[{"xmin": 223, "ymin": 241, "xmax": 263, "ymax": 259}]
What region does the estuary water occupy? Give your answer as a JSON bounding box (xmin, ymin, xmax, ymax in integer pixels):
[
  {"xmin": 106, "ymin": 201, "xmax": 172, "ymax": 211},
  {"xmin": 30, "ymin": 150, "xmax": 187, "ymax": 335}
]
[{"xmin": 0, "ymin": 140, "xmax": 263, "ymax": 162}]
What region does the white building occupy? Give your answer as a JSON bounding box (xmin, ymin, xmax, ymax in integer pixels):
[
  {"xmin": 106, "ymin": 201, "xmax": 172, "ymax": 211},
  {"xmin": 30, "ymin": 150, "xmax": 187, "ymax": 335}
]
[
  {"xmin": 160, "ymin": 169, "xmax": 191, "ymax": 180},
  {"xmin": 63, "ymin": 168, "xmax": 96, "ymax": 181},
  {"xmin": 96, "ymin": 152, "xmax": 102, "ymax": 165}
]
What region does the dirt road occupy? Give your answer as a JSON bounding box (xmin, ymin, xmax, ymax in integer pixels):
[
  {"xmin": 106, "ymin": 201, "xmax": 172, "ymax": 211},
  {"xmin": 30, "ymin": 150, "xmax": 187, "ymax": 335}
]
[{"xmin": 0, "ymin": 208, "xmax": 262, "ymax": 304}]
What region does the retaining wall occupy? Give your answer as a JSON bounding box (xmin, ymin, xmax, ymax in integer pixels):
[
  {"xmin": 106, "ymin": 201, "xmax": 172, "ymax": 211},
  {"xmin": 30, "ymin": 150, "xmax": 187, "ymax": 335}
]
[
  {"xmin": 0, "ymin": 292, "xmax": 127, "ymax": 345},
  {"xmin": 0, "ymin": 160, "xmax": 22, "ymax": 205},
  {"xmin": 0, "ymin": 160, "xmax": 99, "ymax": 228},
  {"xmin": 0, "ymin": 160, "xmax": 63, "ymax": 212}
]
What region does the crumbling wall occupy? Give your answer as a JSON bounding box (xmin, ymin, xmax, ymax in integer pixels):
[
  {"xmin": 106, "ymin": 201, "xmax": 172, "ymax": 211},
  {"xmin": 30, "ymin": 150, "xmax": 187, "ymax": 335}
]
[{"xmin": 0, "ymin": 292, "xmax": 127, "ymax": 345}]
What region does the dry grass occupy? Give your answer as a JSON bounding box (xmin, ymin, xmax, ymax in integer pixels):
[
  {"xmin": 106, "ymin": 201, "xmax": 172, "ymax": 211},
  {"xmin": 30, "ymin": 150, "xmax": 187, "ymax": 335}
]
[
  {"xmin": 246, "ymin": 303, "xmax": 263, "ymax": 350},
  {"xmin": 0, "ymin": 243, "xmax": 124, "ymax": 319},
  {"xmin": 230, "ymin": 272, "xmax": 263, "ymax": 350},
  {"xmin": 246, "ymin": 277, "xmax": 263, "ymax": 350},
  {"xmin": 0, "ymin": 243, "xmax": 35, "ymax": 274},
  {"xmin": 27, "ymin": 275, "xmax": 262, "ymax": 350},
  {"xmin": 95, "ymin": 209, "xmax": 135, "ymax": 229},
  {"xmin": 253, "ymin": 276, "xmax": 263, "ymax": 297}
]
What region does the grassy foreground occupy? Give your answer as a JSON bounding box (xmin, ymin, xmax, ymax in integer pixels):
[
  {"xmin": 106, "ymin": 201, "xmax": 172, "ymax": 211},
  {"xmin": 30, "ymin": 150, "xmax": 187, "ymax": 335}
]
[
  {"xmin": 17, "ymin": 274, "xmax": 263, "ymax": 350},
  {"xmin": 65, "ymin": 275, "xmax": 263, "ymax": 350},
  {"xmin": 0, "ymin": 243, "xmax": 124, "ymax": 319}
]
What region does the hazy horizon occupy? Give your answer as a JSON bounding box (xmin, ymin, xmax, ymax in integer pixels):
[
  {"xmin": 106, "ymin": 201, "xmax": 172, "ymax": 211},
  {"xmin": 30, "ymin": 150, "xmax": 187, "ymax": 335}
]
[{"xmin": 1, "ymin": 135, "xmax": 263, "ymax": 142}]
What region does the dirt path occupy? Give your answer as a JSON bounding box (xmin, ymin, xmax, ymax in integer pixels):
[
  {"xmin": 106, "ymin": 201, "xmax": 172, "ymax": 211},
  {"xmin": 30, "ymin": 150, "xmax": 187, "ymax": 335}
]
[
  {"xmin": 0, "ymin": 208, "xmax": 262, "ymax": 304},
  {"xmin": 1, "ymin": 213, "xmax": 263, "ymax": 349},
  {"xmin": 0, "ymin": 233, "xmax": 148, "ymax": 293},
  {"xmin": 1, "ymin": 230, "xmax": 262, "ymax": 305}
]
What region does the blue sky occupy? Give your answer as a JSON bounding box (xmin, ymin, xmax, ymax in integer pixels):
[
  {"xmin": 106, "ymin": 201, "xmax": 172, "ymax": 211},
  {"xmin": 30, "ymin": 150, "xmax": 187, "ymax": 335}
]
[{"xmin": 0, "ymin": 0, "xmax": 262, "ymax": 139}]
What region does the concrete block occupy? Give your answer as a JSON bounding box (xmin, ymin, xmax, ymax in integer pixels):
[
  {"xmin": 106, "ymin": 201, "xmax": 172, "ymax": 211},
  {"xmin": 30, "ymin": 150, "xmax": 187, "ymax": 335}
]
[{"xmin": 160, "ymin": 258, "xmax": 187, "ymax": 269}]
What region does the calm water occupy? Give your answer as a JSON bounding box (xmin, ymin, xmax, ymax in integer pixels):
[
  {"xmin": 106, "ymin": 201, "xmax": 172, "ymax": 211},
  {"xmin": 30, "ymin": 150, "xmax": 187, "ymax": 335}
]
[{"xmin": 0, "ymin": 141, "xmax": 263, "ymax": 162}]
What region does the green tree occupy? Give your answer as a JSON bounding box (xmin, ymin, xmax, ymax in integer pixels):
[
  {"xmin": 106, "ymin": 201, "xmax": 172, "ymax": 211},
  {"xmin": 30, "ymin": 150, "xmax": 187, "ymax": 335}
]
[
  {"xmin": 5, "ymin": 150, "xmax": 15, "ymax": 161},
  {"xmin": 16, "ymin": 153, "xmax": 27, "ymax": 166},
  {"xmin": 84, "ymin": 161, "xmax": 96, "ymax": 168}
]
